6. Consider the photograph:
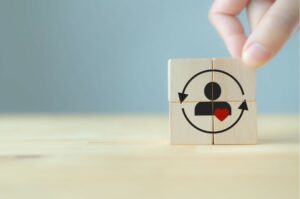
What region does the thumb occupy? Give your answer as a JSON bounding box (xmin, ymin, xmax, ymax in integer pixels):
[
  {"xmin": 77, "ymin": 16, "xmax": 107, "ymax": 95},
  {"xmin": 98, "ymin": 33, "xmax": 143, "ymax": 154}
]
[{"xmin": 242, "ymin": 0, "xmax": 299, "ymax": 67}]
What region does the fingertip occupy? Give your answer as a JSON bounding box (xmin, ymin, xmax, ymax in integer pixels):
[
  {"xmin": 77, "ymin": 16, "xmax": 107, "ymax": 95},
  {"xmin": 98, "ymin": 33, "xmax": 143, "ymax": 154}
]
[
  {"xmin": 242, "ymin": 42, "xmax": 272, "ymax": 68},
  {"xmin": 225, "ymin": 33, "xmax": 247, "ymax": 58}
]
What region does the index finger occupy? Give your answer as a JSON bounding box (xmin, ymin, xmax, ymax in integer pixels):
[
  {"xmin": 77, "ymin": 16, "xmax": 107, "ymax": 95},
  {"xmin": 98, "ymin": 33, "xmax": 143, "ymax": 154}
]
[{"xmin": 209, "ymin": 0, "xmax": 249, "ymax": 58}]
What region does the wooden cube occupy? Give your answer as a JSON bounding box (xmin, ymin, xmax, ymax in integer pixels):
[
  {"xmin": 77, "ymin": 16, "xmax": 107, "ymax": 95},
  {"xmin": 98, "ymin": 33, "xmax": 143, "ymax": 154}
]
[
  {"xmin": 170, "ymin": 102, "xmax": 213, "ymax": 145},
  {"xmin": 212, "ymin": 58, "xmax": 256, "ymax": 102},
  {"xmin": 168, "ymin": 59, "xmax": 212, "ymax": 102},
  {"xmin": 213, "ymin": 101, "xmax": 257, "ymax": 144}
]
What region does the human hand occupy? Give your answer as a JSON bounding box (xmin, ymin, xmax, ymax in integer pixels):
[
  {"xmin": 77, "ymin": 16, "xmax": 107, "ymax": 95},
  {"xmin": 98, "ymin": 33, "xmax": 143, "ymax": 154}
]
[{"xmin": 209, "ymin": 0, "xmax": 299, "ymax": 68}]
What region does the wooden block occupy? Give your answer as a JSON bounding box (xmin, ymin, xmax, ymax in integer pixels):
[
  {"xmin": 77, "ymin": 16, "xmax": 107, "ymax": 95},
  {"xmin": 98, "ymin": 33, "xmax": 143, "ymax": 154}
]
[
  {"xmin": 213, "ymin": 101, "xmax": 257, "ymax": 144},
  {"xmin": 170, "ymin": 102, "xmax": 213, "ymax": 145},
  {"xmin": 212, "ymin": 58, "xmax": 256, "ymax": 101},
  {"xmin": 168, "ymin": 59, "xmax": 213, "ymax": 102}
]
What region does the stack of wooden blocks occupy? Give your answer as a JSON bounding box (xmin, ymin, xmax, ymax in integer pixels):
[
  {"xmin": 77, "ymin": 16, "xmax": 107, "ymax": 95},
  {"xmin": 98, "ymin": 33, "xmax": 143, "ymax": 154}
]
[{"xmin": 168, "ymin": 58, "xmax": 257, "ymax": 145}]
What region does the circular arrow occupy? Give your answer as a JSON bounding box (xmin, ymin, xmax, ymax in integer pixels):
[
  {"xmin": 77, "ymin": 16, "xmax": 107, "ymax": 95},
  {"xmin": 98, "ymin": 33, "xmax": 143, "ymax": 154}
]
[
  {"xmin": 181, "ymin": 100, "xmax": 248, "ymax": 134},
  {"xmin": 179, "ymin": 69, "xmax": 248, "ymax": 134},
  {"xmin": 178, "ymin": 69, "xmax": 244, "ymax": 103}
]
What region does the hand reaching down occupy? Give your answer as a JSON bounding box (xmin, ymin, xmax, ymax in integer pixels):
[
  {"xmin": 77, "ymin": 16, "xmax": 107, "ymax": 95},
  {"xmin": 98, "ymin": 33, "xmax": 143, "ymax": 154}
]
[{"xmin": 209, "ymin": 0, "xmax": 299, "ymax": 68}]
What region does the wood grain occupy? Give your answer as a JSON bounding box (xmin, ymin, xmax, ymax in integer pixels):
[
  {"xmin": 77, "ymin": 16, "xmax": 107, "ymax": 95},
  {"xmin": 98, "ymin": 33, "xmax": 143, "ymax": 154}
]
[{"xmin": 0, "ymin": 114, "xmax": 298, "ymax": 199}]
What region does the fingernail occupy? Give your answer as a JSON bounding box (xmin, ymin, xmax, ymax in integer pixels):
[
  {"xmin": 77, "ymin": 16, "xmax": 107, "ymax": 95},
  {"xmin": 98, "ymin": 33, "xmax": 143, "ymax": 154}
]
[{"xmin": 242, "ymin": 42, "xmax": 271, "ymax": 67}]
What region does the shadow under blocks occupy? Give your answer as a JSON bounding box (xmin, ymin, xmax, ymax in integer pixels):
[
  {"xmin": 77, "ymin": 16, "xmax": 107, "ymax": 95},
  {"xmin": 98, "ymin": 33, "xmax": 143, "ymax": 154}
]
[{"xmin": 168, "ymin": 58, "xmax": 257, "ymax": 145}]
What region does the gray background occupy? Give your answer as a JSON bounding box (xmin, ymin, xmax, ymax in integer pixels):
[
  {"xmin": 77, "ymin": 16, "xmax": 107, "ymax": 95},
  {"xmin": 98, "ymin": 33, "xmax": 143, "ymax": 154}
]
[{"xmin": 0, "ymin": 0, "xmax": 298, "ymax": 113}]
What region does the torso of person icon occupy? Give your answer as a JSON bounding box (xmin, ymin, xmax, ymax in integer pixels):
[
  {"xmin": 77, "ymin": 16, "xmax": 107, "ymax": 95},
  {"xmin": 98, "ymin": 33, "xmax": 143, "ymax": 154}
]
[{"xmin": 195, "ymin": 82, "xmax": 231, "ymax": 116}]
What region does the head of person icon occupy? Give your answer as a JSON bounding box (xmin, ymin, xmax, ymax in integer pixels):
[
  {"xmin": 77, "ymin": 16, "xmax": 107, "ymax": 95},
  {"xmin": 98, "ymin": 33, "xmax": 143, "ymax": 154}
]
[{"xmin": 195, "ymin": 82, "xmax": 232, "ymax": 120}]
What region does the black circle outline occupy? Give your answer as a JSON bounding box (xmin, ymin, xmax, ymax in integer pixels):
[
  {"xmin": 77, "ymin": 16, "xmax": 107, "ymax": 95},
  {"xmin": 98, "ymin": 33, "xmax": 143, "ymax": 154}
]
[{"xmin": 181, "ymin": 69, "xmax": 245, "ymax": 134}]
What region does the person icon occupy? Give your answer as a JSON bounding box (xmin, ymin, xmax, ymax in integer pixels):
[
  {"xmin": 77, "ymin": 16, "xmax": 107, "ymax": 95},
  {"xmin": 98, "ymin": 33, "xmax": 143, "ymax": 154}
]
[{"xmin": 195, "ymin": 82, "xmax": 231, "ymax": 116}]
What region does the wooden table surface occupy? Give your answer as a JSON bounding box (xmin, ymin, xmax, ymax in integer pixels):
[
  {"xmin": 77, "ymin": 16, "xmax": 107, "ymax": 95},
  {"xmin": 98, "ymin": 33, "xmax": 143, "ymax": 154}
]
[{"xmin": 0, "ymin": 115, "xmax": 298, "ymax": 199}]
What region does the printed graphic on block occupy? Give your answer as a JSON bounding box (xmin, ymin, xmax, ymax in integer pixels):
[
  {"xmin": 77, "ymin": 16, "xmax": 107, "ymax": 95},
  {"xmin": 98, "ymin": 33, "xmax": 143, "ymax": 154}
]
[{"xmin": 168, "ymin": 58, "xmax": 257, "ymax": 145}]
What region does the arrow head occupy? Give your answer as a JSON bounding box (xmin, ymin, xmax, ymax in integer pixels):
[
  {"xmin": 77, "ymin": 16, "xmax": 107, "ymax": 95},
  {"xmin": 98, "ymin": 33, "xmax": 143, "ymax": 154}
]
[
  {"xmin": 178, "ymin": 92, "xmax": 188, "ymax": 103},
  {"xmin": 238, "ymin": 100, "xmax": 248, "ymax": 111}
]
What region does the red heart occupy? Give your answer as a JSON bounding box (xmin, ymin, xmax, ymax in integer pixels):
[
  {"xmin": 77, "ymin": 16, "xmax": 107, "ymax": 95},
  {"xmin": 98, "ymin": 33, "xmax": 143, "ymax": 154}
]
[{"xmin": 214, "ymin": 108, "xmax": 229, "ymax": 121}]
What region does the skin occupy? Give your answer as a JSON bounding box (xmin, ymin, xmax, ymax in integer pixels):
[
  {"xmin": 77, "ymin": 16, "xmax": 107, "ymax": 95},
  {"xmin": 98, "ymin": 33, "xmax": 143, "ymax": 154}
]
[{"xmin": 209, "ymin": 0, "xmax": 299, "ymax": 68}]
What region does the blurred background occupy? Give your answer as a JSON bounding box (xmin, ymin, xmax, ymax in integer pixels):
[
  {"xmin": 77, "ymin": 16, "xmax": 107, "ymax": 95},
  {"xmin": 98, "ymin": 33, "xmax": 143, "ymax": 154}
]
[{"xmin": 0, "ymin": 0, "xmax": 298, "ymax": 113}]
